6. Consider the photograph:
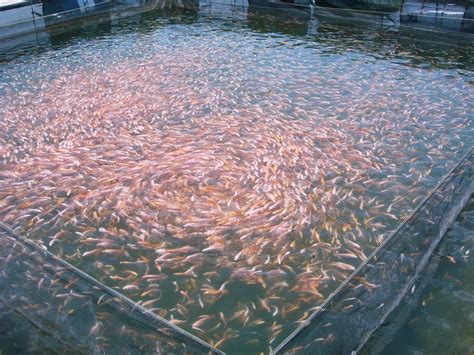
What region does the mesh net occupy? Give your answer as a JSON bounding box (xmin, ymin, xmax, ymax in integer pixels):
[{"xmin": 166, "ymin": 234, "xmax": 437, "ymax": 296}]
[
  {"xmin": 0, "ymin": 222, "xmax": 222, "ymax": 354},
  {"xmin": 274, "ymin": 147, "xmax": 473, "ymax": 354}
]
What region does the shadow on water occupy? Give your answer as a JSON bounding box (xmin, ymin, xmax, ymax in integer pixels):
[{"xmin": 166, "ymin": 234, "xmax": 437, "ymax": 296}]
[{"xmin": 383, "ymin": 197, "xmax": 474, "ymax": 355}]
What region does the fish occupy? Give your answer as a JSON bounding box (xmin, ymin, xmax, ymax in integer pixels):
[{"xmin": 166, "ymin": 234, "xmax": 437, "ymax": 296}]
[{"xmin": 1, "ymin": 31, "xmax": 469, "ymax": 354}]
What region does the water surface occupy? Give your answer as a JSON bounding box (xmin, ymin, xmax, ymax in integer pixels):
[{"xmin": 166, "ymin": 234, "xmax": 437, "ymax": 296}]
[{"xmin": 0, "ymin": 3, "xmax": 473, "ymax": 353}]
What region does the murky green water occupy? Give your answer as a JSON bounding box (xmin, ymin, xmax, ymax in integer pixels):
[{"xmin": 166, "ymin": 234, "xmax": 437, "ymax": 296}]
[
  {"xmin": 0, "ymin": 2, "xmax": 473, "ymax": 354},
  {"xmin": 385, "ymin": 196, "xmax": 474, "ymax": 355}
]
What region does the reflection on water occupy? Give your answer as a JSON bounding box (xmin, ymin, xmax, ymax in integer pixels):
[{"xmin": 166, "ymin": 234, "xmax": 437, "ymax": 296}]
[
  {"xmin": 0, "ymin": 2, "xmax": 473, "ymax": 354},
  {"xmin": 0, "ymin": 0, "xmax": 473, "ymax": 48}
]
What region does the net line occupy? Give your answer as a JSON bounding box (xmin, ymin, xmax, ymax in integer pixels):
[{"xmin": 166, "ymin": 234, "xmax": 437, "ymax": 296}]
[
  {"xmin": 274, "ymin": 146, "xmax": 473, "ymax": 354},
  {"xmin": 0, "ymin": 221, "xmax": 224, "ymax": 354},
  {"xmin": 0, "ymin": 141, "xmax": 471, "ymax": 354}
]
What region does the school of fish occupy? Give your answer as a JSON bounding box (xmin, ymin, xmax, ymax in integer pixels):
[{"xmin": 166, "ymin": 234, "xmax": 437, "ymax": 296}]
[{"xmin": 0, "ymin": 10, "xmax": 473, "ymax": 354}]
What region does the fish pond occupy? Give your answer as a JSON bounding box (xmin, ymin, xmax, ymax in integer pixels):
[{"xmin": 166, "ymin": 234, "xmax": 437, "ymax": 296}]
[{"xmin": 0, "ymin": 2, "xmax": 473, "ymax": 354}]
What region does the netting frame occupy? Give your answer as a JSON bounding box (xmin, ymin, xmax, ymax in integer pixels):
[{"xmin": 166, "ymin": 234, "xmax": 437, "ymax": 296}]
[
  {"xmin": 0, "ymin": 221, "xmax": 224, "ymax": 355},
  {"xmin": 273, "ymin": 146, "xmax": 474, "ymax": 354}
]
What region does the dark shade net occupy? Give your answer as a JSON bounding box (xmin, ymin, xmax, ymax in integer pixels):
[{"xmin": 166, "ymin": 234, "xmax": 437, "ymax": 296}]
[
  {"xmin": 0, "ymin": 223, "xmax": 223, "ymax": 355},
  {"xmin": 274, "ymin": 147, "xmax": 473, "ymax": 354}
]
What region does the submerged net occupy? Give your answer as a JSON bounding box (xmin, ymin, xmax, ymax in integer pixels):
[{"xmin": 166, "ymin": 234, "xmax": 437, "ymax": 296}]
[
  {"xmin": 0, "ymin": 222, "xmax": 222, "ymax": 355},
  {"xmin": 274, "ymin": 147, "xmax": 473, "ymax": 354},
  {"xmin": 1, "ymin": 3, "xmax": 472, "ymax": 351}
]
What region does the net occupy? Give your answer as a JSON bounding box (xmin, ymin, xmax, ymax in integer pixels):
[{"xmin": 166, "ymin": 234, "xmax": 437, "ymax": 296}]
[
  {"xmin": 274, "ymin": 147, "xmax": 473, "ymax": 354},
  {"xmin": 0, "ymin": 222, "xmax": 223, "ymax": 354}
]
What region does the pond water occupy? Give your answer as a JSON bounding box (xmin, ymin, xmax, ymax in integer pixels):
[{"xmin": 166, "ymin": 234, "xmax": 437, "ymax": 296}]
[{"xmin": 0, "ymin": 2, "xmax": 473, "ymax": 353}]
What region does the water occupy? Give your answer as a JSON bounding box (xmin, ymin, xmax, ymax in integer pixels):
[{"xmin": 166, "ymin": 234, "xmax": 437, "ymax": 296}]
[
  {"xmin": 0, "ymin": 2, "xmax": 473, "ymax": 354},
  {"xmin": 385, "ymin": 196, "xmax": 474, "ymax": 355}
]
